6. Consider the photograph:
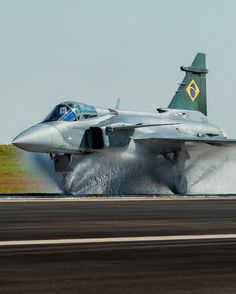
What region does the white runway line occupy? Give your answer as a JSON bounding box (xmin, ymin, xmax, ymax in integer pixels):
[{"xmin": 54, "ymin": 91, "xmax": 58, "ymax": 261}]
[
  {"xmin": 1, "ymin": 234, "xmax": 236, "ymax": 246},
  {"xmin": 1, "ymin": 196, "xmax": 236, "ymax": 202}
]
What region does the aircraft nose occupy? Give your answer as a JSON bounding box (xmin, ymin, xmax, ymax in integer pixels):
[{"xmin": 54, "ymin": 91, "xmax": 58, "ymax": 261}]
[{"xmin": 12, "ymin": 124, "xmax": 62, "ymax": 152}]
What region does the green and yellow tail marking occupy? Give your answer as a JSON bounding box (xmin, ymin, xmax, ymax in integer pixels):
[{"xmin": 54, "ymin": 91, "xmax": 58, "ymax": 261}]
[
  {"xmin": 186, "ymin": 79, "xmax": 200, "ymax": 102},
  {"xmin": 168, "ymin": 53, "xmax": 208, "ymax": 116}
]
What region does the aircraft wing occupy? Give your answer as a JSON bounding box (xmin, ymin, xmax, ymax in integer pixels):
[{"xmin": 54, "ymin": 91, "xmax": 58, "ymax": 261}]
[{"xmin": 133, "ymin": 135, "xmax": 236, "ymax": 148}]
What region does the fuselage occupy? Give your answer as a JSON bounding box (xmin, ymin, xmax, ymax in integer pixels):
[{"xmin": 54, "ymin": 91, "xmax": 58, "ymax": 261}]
[{"xmin": 12, "ymin": 101, "xmax": 226, "ymax": 155}]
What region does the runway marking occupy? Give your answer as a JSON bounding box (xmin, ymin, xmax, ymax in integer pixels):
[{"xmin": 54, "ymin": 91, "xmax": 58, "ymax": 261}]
[
  {"xmin": 1, "ymin": 196, "xmax": 236, "ymax": 202},
  {"xmin": 1, "ymin": 234, "xmax": 236, "ymax": 246}
]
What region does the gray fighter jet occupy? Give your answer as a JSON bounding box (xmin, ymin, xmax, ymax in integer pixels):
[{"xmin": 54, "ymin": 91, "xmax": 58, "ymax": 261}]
[{"xmin": 12, "ymin": 53, "xmax": 236, "ymax": 194}]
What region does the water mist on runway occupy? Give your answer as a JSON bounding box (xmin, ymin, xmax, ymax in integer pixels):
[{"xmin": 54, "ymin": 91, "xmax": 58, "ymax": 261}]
[
  {"xmin": 68, "ymin": 150, "xmax": 168, "ymax": 194},
  {"xmin": 29, "ymin": 144, "xmax": 236, "ymax": 195},
  {"xmin": 186, "ymin": 145, "xmax": 236, "ymax": 194},
  {"xmin": 68, "ymin": 145, "xmax": 236, "ymax": 195}
]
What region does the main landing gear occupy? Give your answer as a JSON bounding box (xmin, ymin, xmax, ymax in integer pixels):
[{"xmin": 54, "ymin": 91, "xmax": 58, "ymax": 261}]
[{"xmin": 163, "ymin": 150, "xmax": 189, "ymax": 195}]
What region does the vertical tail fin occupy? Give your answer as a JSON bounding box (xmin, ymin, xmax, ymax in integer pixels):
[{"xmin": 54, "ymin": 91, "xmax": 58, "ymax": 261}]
[
  {"xmin": 115, "ymin": 97, "xmax": 121, "ymax": 110},
  {"xmin": 168, "ymin": 53, "xmax": 208, "ymax": 115}
]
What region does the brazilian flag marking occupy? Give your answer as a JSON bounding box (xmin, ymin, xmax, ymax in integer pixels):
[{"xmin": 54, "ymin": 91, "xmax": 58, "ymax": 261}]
[{"xmin": 186, "ymin": 80, "xmax": 200, "ymax": 102}]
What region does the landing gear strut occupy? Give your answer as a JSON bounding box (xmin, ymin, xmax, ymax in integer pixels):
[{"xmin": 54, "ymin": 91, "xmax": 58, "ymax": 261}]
[
  {"xmin": 163, "ymin": 150, "xmax": 189, "ymax": 195},
  {"xmin": 52, "ymin": 154, "xmax": 72, "ymax": 172},
  {"xmin": 50, "ymin": 154, "xmax": 73, "ymax": 195}
]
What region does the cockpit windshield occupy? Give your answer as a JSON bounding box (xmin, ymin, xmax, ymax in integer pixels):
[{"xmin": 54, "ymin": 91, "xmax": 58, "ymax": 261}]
[
  {"xmin": 43, "ymin": 101, "xmax": 98, "ymax": 122},
  {"xmin": 44, "ymin": 105, "xmax": 76, "ymax": 122}
]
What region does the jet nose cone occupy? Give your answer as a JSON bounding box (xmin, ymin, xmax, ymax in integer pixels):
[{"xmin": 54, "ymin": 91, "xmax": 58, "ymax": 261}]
[{"xmin": 12, "ymin": 124, "xmax": 56, "ymax": 152}]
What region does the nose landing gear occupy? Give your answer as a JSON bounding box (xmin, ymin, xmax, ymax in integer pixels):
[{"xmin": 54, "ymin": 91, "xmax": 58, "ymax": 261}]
[
  {"xmin": 61, "ymin": 172, "xmax": 73, "ymax": 195},
  {"xmin": 51, "ymin": 154, "xmax": 73, "ymax": 195}
]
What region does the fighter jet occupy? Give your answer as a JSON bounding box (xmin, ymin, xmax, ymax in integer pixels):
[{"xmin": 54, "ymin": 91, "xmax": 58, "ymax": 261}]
[{"xmin": 12, "ymin": 53, "xmax": 236, "ymax": 194}]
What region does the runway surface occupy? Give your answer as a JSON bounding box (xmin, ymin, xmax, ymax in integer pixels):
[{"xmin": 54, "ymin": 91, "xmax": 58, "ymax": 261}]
[{"xmin": 1, "ymin": 197, "xmax": 236, "ymax": 293}]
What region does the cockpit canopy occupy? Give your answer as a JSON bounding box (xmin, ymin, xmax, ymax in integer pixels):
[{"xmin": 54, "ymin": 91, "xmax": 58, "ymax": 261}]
[{"xmin": 43, "ymin": 101, "xmax": 98, "ymax": 122}]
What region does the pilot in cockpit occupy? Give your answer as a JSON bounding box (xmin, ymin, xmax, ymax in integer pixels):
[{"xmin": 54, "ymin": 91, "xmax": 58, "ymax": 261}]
[{"xmin": 43, "ymin": 101, "xmax": 98, "ymax": 122}]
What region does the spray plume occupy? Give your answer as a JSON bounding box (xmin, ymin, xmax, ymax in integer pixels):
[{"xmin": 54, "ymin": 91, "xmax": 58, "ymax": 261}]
[{"xmin": 27, "ymin": 144, "xmax": 236, "ymax": 195}]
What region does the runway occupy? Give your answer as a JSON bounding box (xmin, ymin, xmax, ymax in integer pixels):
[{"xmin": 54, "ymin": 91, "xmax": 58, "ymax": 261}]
[{"xmin": 1, "ymin": 197, "xmax": 236, "ymax": 293}]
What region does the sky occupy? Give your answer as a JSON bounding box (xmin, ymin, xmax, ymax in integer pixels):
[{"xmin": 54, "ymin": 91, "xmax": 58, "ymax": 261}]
[{"xmin": 1, "ymin": 0, "xmax": 236, "ymax": 143}]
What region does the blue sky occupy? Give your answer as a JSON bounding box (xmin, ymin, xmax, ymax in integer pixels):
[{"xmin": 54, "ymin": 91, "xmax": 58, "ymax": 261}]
[{"xmin": 1, "ymin": 0, "xmax": 236, "ymax": 142}]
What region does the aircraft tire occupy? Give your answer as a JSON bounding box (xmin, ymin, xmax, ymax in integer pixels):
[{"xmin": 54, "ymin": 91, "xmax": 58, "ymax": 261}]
[
  {"xmin": 170, "ymin": 174, "xmax": 188, "ymax": 195},
  {"xmin": 61, "ymin": 173, "xmax": 73, "ymax": 195}
]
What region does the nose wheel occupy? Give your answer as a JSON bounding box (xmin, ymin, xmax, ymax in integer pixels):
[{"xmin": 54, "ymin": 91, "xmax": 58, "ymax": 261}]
[
  {"xmin": 60, "ymin": 172, "xmax": 73, "ymax": 195},
  {"xmin": 50, "ymin": 154, "xmax": 73, "ymax": 195}
]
